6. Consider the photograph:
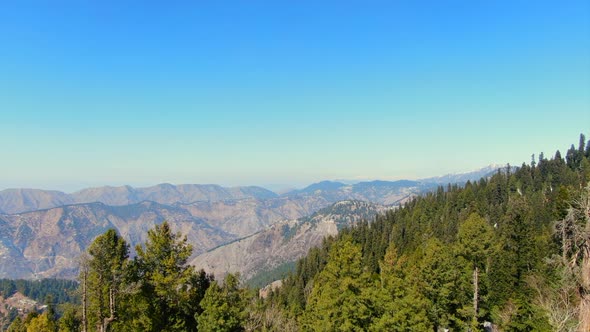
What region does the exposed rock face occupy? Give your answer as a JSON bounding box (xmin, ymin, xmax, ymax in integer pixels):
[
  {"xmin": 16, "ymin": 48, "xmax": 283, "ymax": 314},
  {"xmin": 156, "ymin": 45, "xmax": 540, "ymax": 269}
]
[
  {"xmin": 191, "ymin": 201, "xmax": 391, "ymax": 281},
  {"xmin": 0, "ymin": 202, "xmax": 231, "ymax": 279},
  {"xmin": 0, "ymin": 292, "xmax": 40, "ymax": 315},
  {"xmin": 180, "ymin": 195, "xmax": 330, "ymax": 238},
  {"xmin": 259, "ymin": 280, "xmax": 283, "ymax": 298}
]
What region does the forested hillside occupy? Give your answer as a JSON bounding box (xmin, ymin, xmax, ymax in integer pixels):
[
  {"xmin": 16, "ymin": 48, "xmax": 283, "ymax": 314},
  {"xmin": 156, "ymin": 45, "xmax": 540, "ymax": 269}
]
[
  {"xmin": 5, "ymin": 134, "xmax": 590, "ymax": 331},
  {"xmin": 267, "ymin": 133, "xmax": 590, "ymax": 331}
]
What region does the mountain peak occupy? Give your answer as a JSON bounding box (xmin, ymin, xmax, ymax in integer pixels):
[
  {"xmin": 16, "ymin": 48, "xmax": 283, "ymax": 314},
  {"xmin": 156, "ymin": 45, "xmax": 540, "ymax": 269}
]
[
  {"xmin": 420, "ymin": 164, "xmax": 505, "ymax": 184},
  {"xmin": 297, "ymin": 181, "xmax": 347, "ymax": 194}
]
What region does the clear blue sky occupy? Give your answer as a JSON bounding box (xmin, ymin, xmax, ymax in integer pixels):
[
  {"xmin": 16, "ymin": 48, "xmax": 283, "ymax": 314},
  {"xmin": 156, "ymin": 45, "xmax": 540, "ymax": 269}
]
[{"xmin": 1, "ymin": 1, "xmax": 589, "ymax": 191}]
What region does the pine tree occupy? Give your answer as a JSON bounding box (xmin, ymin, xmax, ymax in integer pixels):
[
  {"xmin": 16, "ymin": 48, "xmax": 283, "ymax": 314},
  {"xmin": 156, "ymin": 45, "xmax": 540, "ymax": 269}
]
[
  {"xmin": 7, "ymin": 317, "xmax": 26, "ymax": 332},
  {"xmin": 197, "ymin": 274, "xmax": 245, "ymax": 332},
  {"xmin": 25, "ymin": 313, "xmax": 57, "ymax": 332},
  {"xmin": 456, "ymin": 213, "xmax": 494, "ymax": 329},
  {"xmin": 301, "ymin": 237, "xmax": 380, "ymax": 331},
  {"xmin": 417, "ymin": 238, "xmax": 459, "ymax": 330},
  {"xmin": 86, "ymin": 229, "xmax": 129, "ymax": 332},
  {"xmin": 567, "ymin": 144, "xmax": 578, "ymax": 168},
  {"xmin": 372, "ymin": 243, "xmax": 432, "ymax": 331},
  {"xmin": 58, "ymin": 304, "xmax": 81, "ymax": 332},
  {"xmin": 131, "ymin": 221, "xmax": 196, "ymax": 331}
]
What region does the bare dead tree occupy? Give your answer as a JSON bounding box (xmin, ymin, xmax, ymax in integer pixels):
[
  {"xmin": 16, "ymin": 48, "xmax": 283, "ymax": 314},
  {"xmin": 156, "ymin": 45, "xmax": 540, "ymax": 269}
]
[{"xmin": 556, "ymin": 184, "xmax": 590, "ymax": 332}]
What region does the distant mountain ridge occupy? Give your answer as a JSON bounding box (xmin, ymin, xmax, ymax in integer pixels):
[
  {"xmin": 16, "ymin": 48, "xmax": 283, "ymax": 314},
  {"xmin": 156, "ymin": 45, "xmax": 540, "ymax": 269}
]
[
  {"xmin": 0, "ymin": 165, "xmax": 503, "ymax": 214},
  {"xmin": 420, "ymin": 164, "xmax": 506, "ymax": 184},
  {"xmin": 285, "ymin": 179, "xmax": 430, "ymax": 205},
  {"xmin": 0, "ymin": 184, "xmax": 278, "ymax": 214}
]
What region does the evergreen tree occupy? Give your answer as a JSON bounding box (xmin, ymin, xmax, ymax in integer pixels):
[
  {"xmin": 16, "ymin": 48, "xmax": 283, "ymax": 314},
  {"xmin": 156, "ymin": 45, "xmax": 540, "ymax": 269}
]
[
  {"xmin": 416, "ymin": 238, "xmax": 460, "ymax": 330},
  {"xmin": 7, "ymin": 317, "xmax": 26, "ymax": 332},
  {"xmin": 58, "ymin": 304, "xmax": 81, "ymax": 332},
  {"xmin": 301, "ymin": 237, "xmax": 380, "ymax": 331},
  {"xmin": 566, "ymin": 144, "xmax": 577, "ymax": 168},
  {"xmin": 197, "ymin": 274, "xmax": 245, "ymax": 332},
  {"xmin": 131, "ymin": 221, "xmax": 197, "ymax": 331},
  {"xmin": 25, "ymin": 312, "xmax": 57, "ymax": 332},
  {"xmin": 372, "ymin": 243, "xmax": 432, "ymax": 331},
  {"xmin": 86, "ymin": 229, "xmax": 129, "ymax": 332},
  {"xmin": 456, "ymin": 213, "xmax": 494, "ymax": 329}
]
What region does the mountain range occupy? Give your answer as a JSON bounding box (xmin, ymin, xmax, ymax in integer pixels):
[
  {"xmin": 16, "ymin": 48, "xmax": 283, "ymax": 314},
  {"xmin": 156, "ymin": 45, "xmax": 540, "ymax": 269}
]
[
  {"xmin": 0, "ymin": 184, "xmax": 278, "ymax": 215},
  {"xmin": 0, "ymin": 165, "xmax": 502, "ymax": 279}
]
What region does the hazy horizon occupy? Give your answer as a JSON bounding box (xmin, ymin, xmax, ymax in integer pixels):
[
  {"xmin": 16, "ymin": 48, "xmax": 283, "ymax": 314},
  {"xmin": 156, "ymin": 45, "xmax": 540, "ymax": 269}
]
[
  {"xmin": 0, "ymin": 163, "xmax": 537, "ymax": 193},
  {"xmin": 1, "ymin": 2, "xmax": 589, "ymax": 191}
]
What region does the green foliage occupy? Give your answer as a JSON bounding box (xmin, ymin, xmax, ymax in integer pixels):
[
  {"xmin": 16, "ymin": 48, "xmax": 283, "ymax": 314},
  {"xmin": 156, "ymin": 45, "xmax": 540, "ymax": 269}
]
[
  {"xmin": 57, "ymin": 304, "xmax": 80, "ymax": 332},
  {"xmin": 128, "ymin": 221, "xmax": 199, "ymax": 331},
  {"xmin": 245, "ymin": 261, "xmax": 296, "ymax": 289},
  {"xmin": 415, "ymin": 238, "xmax": 463, "ymax": 330},
  {"xmin": 86, "ymin": 229, "xmax": 129, "ymax": 330},
  {"xmin": 373, "ymin": 243, "xmax": 432, "ymax": 331},
  {"xmin": 265, "ymin": 133, "xmax": 589, "ymax": 331},
  {"xmin": 6, "ymin": 317, "xmax": 26, "ymax": 332},
  {"xmin": 6, "ymin": 312, "xmax": 58, "ymax": 332},
  {"xmin": 301, "ymin": 237, "xmax": 382, "ymax": 331},
  {"xmin": 197, "ymin": 273, "xmax": 245, "ymax": 332},
  {"xmin": 457, "ymin": 213, "xmax": 494, "ymax": 269},
  {"xmin": 0, "ymin": 279, "xmax": 78, "ymax": 303},
  {"xmin": 69, "ymin": 221, "xmax": 214, "ymax": 331},
  {"xmin": 25, "ymin": 312, "xmax": 57, "ymax": 332}
]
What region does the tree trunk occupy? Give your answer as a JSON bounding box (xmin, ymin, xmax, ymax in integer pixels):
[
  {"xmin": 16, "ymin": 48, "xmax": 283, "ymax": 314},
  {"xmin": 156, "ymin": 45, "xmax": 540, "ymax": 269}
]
[
  {"xmin": 579, "ymin": 250, "xmax": 590, "ymax": 331},
  {"xmin": 82, "ymin": 268, "xmax": 88, "ymax": 332},
  {"xmin": 473, "ymin": 265, "xmax": 479, "ymax": 323},
  {"xmin": 97, "ymin": 274, "xmax": 105, "ymax": 332},
  {"xmin": 579, "ymin": 293, "xmax": 590, "ymax": 332},
  {"xmin": 580, "ymin": 187, "xmax": 590, "ymax": 332},
  {"xmin": 103, "ymin": 286, "xmax": 116, "ymax": 332}
]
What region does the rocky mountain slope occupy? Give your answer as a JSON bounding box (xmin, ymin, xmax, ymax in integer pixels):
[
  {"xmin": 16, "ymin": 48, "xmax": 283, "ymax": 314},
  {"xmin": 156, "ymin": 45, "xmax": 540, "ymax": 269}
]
[
  {"xmin": 0, "ymin": 196, "xmax": 334, "ymax": 279},
  {"xmin": 191, "ymin": 201, "xmax": 390, "ymax": 281},
  {"xmin": 0, "ymin": 202, "xmax": 231, "ymax": 279}
]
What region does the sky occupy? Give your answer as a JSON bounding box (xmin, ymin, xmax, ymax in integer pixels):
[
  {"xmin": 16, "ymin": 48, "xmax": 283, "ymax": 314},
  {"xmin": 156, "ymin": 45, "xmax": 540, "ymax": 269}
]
[{"xmin": 0, "ymin": 1, "xmax": 589, "ymax": 192}]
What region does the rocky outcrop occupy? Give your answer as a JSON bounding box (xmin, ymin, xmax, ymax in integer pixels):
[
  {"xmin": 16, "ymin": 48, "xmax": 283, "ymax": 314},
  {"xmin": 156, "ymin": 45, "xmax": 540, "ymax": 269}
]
[{"xmin": 191, "ymin": 201, "xmax": 391, "ymax": 281}]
